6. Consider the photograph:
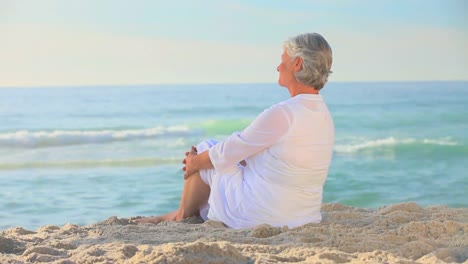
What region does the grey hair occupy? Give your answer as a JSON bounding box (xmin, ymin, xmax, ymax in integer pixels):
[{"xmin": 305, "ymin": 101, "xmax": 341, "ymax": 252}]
[{"xmin": 283, "ymin": 33, "xmax": 333, "ymax": 90}]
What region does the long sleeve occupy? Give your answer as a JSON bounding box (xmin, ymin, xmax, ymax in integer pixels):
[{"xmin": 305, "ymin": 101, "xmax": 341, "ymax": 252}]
[{"xmin": 209, "ymin": 103, "xmax": 292, "ymax": 175}]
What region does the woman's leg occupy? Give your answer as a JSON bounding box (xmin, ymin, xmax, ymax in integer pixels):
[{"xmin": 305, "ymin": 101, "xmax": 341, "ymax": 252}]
[{"xmin": 135, "ymin": 171, "xmax": 210, "ymax": 224}]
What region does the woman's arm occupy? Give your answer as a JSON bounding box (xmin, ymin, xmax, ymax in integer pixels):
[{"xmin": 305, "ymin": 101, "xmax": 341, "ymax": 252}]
[
  {"xmin": 184, "ymin": 103, "xmax": 291, "ymax": 178},
  {"xmin": 208, "ymin": 103, "xmax": 292, "ymax": 175}
]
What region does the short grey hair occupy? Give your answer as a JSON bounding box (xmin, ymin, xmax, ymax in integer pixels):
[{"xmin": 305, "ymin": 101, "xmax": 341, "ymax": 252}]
[{"xmin": 283, "ymin": 33, "xmax": 333, "ymax": 90}]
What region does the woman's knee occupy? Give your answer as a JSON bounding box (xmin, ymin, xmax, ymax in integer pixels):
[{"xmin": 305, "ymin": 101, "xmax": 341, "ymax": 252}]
[{"xmin": 196, "ymin": 139, "xmax": 218, "ymax": 153}]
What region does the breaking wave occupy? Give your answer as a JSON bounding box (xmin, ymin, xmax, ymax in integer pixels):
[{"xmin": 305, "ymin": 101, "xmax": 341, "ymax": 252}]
[
  {"xmin": 0, "ymin": 126, "xmax": 200, "ymax": 148},
  {"xmin": 334, "ymin": 137, "xmax": 461, "ymax": 153}
]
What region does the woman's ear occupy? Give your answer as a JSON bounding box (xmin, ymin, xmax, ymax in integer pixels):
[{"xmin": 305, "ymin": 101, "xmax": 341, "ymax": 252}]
[{"xmin": 294, "ymin": 57, "xmax": 303, "ymax": 72}]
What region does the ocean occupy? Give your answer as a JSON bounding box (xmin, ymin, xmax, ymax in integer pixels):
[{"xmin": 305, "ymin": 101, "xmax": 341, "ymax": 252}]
[{"xmin": 1, "ymin": 82, "xmax": 467, "ymax": 230}]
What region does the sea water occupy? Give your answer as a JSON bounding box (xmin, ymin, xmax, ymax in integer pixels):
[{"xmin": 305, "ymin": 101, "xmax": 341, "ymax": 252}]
[{"xmin": 1, "ymin": 82, "xmax": 467, "ymax": 230}]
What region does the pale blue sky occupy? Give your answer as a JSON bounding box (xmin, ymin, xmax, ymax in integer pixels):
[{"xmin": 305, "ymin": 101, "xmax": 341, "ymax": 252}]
[{"xmin": 1, "ymin": 0, "xmax": 467, "ymax": 87}]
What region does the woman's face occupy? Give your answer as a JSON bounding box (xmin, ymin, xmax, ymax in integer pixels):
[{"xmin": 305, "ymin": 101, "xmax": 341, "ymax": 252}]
[{"xmin": 277, "ymin": 49, "xmax": 297, "ymax": 88}]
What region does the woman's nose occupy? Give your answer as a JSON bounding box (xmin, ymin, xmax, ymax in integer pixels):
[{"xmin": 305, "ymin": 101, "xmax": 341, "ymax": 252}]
[{"xmin": 276, "ymin": 66, "xmax": 280, "ymax": 72}]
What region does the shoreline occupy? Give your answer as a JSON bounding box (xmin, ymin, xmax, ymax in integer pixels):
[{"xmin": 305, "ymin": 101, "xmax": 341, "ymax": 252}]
[{"xmin": 1, "ymin": 202, "xmax": 467, "ymax": 263}]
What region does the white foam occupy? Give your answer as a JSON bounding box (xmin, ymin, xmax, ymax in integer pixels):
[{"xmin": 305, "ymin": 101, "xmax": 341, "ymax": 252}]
[
  {"xmin": 421, "ymin": 138, "xmax": 458, "ymax": 146},
  {"xmin": 0, "ymin": 126, "xmax": 197, "ymax": 148},
  {"xmin": 334, "ymin": 137, "xmax": 458, "ymax": 153}
]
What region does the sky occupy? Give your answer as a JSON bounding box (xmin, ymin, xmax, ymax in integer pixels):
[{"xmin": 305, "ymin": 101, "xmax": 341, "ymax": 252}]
[{"xmin": 0, "ymin": 0, "xmax": 467, "ymax": 87}]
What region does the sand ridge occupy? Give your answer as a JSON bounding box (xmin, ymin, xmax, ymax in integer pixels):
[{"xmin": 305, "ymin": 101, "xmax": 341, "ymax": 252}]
[{"xmin": 1, "ymin": 202, "xmax": 467, "ymax": 263}]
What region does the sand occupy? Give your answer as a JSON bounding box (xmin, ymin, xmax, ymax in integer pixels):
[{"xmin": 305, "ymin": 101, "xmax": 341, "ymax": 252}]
[{"xmin": 1, "ymin": 202, "xmax": 467, "ymax": 264}]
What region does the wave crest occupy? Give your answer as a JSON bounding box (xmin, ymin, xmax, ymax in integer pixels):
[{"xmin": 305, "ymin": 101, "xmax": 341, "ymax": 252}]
[
  {"xmin": 335, "ymin": 137, "xmax": 459, "ymax": 153},
  {"xmin": 0, "ymin": 126, "xmax": 198, "ymax": 148}
]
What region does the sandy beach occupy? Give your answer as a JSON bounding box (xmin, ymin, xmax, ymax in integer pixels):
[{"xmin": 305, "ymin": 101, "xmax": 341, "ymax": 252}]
[{"xmin": 0, "ymin": 202, "xmax": 466, "ymax": 263}]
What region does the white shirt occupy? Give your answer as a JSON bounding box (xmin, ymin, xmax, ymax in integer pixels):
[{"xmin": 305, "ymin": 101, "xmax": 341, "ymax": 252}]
[{"xmin": 203, "ymin": 94, "xmax": 334, "ymax": 229}]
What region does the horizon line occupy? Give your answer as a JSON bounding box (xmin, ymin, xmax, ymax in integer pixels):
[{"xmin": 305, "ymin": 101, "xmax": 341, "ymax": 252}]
[{"xmin": 1, "ymin": 80, "xmax": 467, "ymax": 89}]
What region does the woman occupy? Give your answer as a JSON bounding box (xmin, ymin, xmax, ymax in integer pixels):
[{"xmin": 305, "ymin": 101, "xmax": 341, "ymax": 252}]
[{"xmin": 136, "ymin": 33, "xmax": 334, "ymax": 228}]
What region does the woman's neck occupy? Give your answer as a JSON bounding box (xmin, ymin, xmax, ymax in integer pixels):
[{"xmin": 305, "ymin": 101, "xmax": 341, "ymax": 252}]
[{"xmin": 288, "ymin": 82, "xmax": 319, "ymax": 97}]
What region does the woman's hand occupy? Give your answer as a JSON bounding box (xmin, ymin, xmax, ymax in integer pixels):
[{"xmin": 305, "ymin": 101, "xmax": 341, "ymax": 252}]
[{"xmin": 182, "ymin": 146, "xmax": 198, "ymax": 179}]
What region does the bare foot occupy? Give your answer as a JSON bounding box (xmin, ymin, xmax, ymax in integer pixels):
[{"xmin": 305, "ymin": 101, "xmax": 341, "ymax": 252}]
[
  {"xmin": 134, "ymin": 210, "xmax": 179, "ymax": 225},
  {"xmin": 134, "ymin": 216, "xmax": 164, "ymax": 225}
]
